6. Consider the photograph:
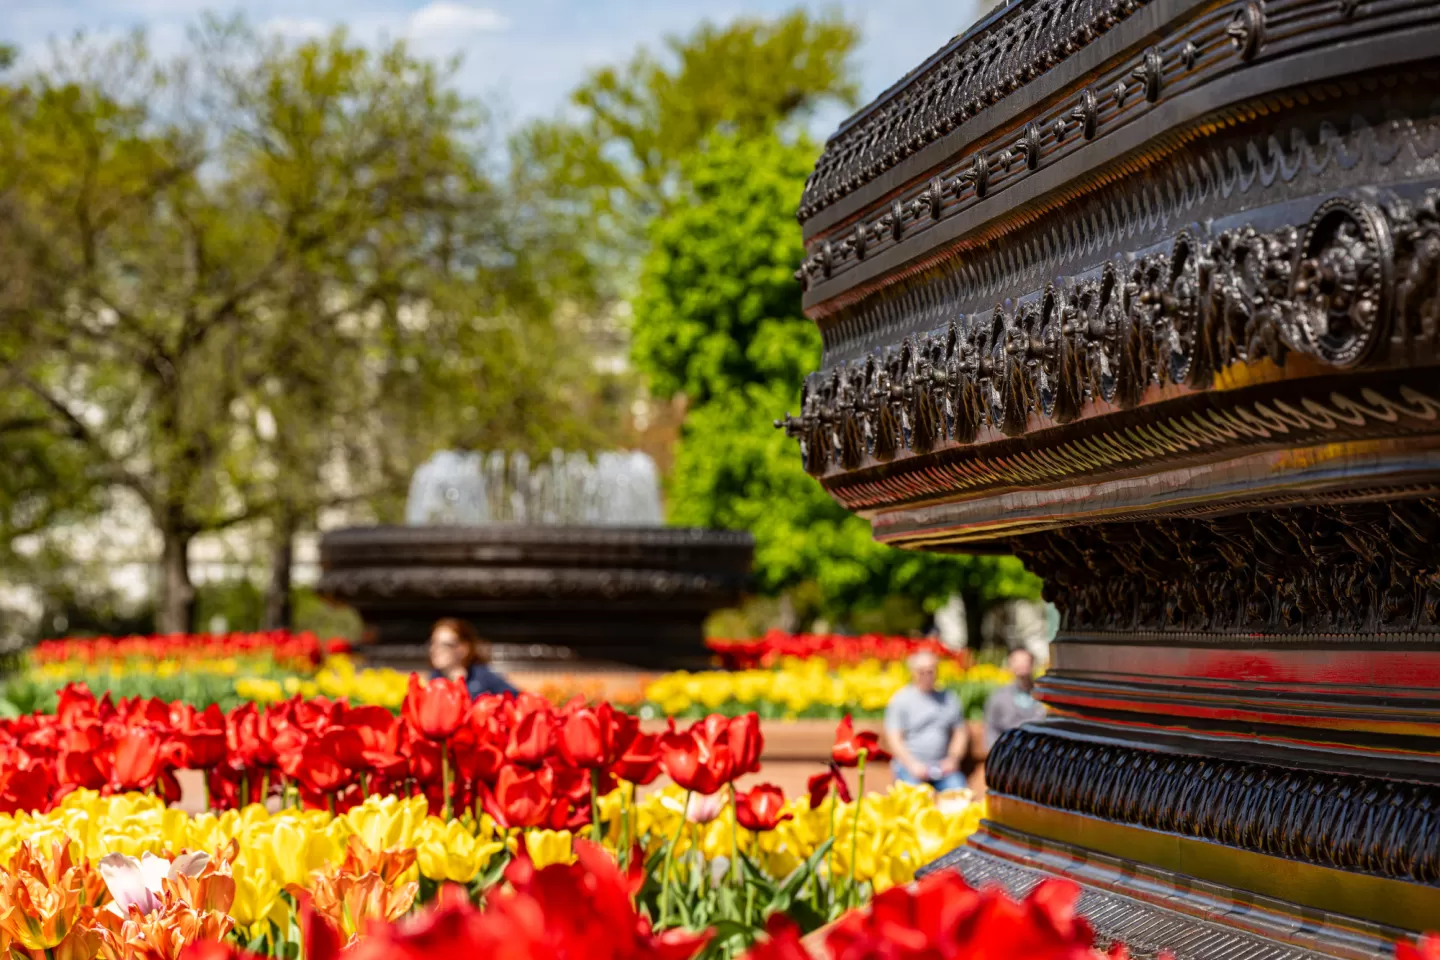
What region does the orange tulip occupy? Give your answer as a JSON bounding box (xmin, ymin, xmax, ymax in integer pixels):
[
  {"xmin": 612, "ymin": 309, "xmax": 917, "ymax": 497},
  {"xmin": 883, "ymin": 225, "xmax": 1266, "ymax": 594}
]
[
  {"xmin": 338, "ymin": 836, "xmax": 417, "ymax": 886},
  {"xmin": 94, "ymin": 851, "xmax": 236, "ymax": 960},
  {"xmin": 95, "ymin": 899, "xmax": 233, "ymax": 960},
  {"xmin": 0, "ymin": 838, "xmax": 102, "ymax": 952},
  {"xmin": 290, "ymin": 871, "xmax": 419, "ymax": 939}
]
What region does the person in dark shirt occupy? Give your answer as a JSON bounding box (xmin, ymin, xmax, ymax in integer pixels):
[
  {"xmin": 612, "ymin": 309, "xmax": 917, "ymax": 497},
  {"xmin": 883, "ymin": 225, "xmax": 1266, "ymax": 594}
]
[
  {"xmin": 983, "ymin": 646, "xmax": 1046, "ymax": 750},
  {"xmin": 428, "ymin": 617, "xmax": 518, "ymax": 698}
]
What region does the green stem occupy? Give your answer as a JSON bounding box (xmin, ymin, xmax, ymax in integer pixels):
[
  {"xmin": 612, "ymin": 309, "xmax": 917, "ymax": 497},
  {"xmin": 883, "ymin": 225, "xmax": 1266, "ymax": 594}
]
[
  {"xmin": 659, "ymin": 789, "xmax": 692, "ymax": 928},
  {"xmin": 728, "ymin": 783, "xmax": 740, "ymax": 890},
  {"xmin": 441, "ymin": 743, "xmax": 452, "ymax": 821},
  {"xmin": 617, "ymin": 781, "xmax": 632, "ymax": 870},
  {"xmin": 590, "ymin": 771, "xmax": 602, "ymax": 844},
  {"xmin": 849, "ymin": 751, "xmax": 867, "ymax": 910},
  {"xmin": 240, "ymin": 773, "xmax": 250, "ymax": 809},
  {"xmin": 827, "ymin": 789, "xmax": 837, "ymax": 907}
]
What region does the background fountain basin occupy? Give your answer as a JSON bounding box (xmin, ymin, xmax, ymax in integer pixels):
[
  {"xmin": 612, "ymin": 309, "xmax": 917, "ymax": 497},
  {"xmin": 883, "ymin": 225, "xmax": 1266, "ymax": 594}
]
[{"xmin": 317, "ymin": 524, "xmax": 753, "ymax": 672}]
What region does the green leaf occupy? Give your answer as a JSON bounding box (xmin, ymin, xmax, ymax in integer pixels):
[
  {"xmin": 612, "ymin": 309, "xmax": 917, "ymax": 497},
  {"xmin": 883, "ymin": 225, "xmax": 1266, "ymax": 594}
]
[
  {"xmin": 473, "ymin": 847, "xmax": 512, "ymax": 893},
  {"xmin": 768, "ymin": 836, "xmax": 833, "ymax": 916}
]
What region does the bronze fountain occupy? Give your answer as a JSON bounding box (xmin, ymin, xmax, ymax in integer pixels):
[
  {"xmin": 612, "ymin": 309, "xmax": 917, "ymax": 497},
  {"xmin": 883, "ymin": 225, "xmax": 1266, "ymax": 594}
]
[
  {"xmin": 318, "ymin": 451, "xmax": 752, "ymax": 671},
  {"xmin": 780, "ymin": 0, "xmax": 1440, "ymax": 955}
]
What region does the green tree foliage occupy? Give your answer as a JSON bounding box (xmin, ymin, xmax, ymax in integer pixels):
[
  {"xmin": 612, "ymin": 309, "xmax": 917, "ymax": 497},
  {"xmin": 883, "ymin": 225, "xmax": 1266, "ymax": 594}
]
[
  {"xmin": 633, "ymin": 134, "xmax": 1041, "ymax": 631},
  {"xmin": 510, "ymin": 10, "xmax": 860, "ymax": 301},
  {"xmin": 0, "ymin": 23, "xmax": 616, "ymax": 635}
]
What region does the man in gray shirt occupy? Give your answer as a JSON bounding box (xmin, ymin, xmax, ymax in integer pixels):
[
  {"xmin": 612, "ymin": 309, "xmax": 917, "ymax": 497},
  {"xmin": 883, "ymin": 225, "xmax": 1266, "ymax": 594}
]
[
  {"xmin": 884, "ymin": 650, "xmax": 969, "ymax": 791},
  {"xmin": 983, "ymin": 647, "xmax": 1046, "ymax": 750}
]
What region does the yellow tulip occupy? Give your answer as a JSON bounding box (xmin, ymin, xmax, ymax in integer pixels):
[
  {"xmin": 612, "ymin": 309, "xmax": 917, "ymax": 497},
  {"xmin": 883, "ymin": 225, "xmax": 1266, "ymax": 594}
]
[
  {"xmin": 524, "ymin": 829, "xmax": 574, "ymax": 868},
  {"xmin": 415, "ymin": 818, "xmax": 502, "ymax": 883}
]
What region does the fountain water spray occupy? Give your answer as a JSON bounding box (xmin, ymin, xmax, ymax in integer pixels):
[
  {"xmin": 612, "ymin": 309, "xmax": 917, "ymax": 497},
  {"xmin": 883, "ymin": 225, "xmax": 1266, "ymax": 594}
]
[{"xmin": 404, "ymin": 450, "xmax": 664, "ymax": 527}]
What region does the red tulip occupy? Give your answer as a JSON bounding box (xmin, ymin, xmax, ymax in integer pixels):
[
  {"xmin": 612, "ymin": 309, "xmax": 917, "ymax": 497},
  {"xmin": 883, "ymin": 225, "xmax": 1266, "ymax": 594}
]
[
  {"xmin": 403, "ymin": 674, "xmax": 470, "ymax": 741},
  {"xmin": 734, "ymin": 783, "xmax": 793, "ymax": 831},
  {"xmin": 557, "ymin": 705, "xmax": 606, "ymax": 768},
  {"xmin": 482, "ymin": 763, "xmax": 555, "ymax": 829},
  {"xmin": 453, "ymin": 740, "xmax": 504, "ymax": 787},
  {"xmin": 610, "ymin": 730, "xmax": 662, "ymax": 785},
  {"xmin": 226, "ymin": 702, "xmax": 278, "ymax": 769},
  {"xmin": 272, "ymin": 724, "xmax": 312, "ymax": 780},
  {"xmin": 406, "ymin": 734, "xmax": 444, "ymax": 784},
  {"xmin": 831, "ymin": 714, "xmax": 890, "ymax": 767},
  {"xmin": 506, "ymin": 706, "xmax": 554, "ymax": 766},
  {"xmin": 1398, "ymin": 934, "xmax": 1440, "ymax": 960},
  {"xmin": 295, "ymin": 728, "xmax": 360, "ymax": 794},
  {"xmin": 340, "ymin": 705, "xmax": 407, "ymax": 778},
  {"xmin": 55, "ymin": 684, "xmax": 99, "ymax": 727},
  {"xmin": 660, "ymin": 723, "xmax": 734, "ymax": 795},
  {"xmin": 725, "ymin": 713, "xmax": 764, "ymax": 777},
  {"xmin": 58, "ymin": 748, "xmax": 106, "ymax": 793},
  {"xmin": 557, "ymin": 702, "xmax": 633, "ymax": 770},
  {"xmin": 743, "ymin": 915, "xmax": 810, "ymax": 960},
  {"xmin": 168, "ymin": 702, "xmax": 228, "ymax": 769},
  {"xmin": 0, "ymin": 751, "xmax": 53, "ymax": 815},
  {"xmin": 821, "ymin": 870, "xmax": 1110, "ymax": 960},
  {"xmin": 109, "ymin": 727, "xmax": 165, "ymax": 791},
  {"xmin": 341, "ymin": 885, "xmax": 484, "ymax": 960},
  {"xmin": 806, "ymin": 761, "xmax": 852, "ymax": 810}
]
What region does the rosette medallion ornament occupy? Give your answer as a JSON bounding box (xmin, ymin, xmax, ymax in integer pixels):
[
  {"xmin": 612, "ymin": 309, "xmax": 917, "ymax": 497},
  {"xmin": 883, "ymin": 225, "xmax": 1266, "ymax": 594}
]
[{"xmin": 776, "ymin": 0, "xmax": 1440, "ymax": 955}]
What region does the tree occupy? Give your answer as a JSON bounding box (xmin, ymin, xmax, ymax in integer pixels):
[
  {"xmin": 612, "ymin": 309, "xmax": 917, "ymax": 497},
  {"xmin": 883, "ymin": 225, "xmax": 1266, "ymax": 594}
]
[
  {"xmin": 510, "ymin": 10, "xmax": 860, "ymax": 303},
  {"xmin": 0, "ymin": 24, "xmax": 617, "ymax": 634},
  {"xmin": 632, "ymin": 134, "xmax": 1041, "ymax": 634}
]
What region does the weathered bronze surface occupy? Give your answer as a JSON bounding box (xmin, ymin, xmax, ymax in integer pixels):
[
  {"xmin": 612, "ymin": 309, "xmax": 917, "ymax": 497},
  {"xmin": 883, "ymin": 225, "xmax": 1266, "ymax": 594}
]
[
  {"xmin": 316, "ymin": 526, "xmax": 752, "ymax": 671},
  {"xmin": 783, "ymin": 0, "xmax": 1440, "ymax": 953}
]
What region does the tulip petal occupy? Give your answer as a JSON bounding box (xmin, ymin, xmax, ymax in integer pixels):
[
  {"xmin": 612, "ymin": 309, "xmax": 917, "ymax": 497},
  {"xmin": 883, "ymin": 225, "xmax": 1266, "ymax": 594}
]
[
  {"xmin": 169, "ymin": 849, "xmax": 211, "ymax": 880},
  {"xmin": 99, "ymin": 852, "xmax": 160, "ymax": 916}
]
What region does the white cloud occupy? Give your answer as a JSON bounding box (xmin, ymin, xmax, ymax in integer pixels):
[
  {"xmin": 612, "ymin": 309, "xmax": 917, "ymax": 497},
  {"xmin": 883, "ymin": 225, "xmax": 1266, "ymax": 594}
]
[{"xmin": 407, "ymin": 2, "xmax": 509, "ymax": 41}]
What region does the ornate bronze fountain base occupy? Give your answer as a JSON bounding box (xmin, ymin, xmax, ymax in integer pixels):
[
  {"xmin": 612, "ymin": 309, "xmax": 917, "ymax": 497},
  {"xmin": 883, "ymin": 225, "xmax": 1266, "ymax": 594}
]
[
  {"xmin": 778, "ymin": 0, "xmax": 1440, "ymax": 952},
  {"xmin": 316, "ymin": 526, "xmax": 752, "ymax": 671}
]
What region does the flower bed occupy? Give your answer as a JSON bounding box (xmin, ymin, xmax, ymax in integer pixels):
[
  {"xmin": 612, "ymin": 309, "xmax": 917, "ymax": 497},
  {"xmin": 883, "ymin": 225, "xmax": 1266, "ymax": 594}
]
[
  {"xmin": 5, "ymin": 632, "xmax": 1011, "ymax": 725},
  {"xmin": 706, "ymin": 632, "xmax": 965, "ymax": 670},
  {"xmin": 3, "ymin": 632, "xmax": 358, "ymax": 715},
  {"xmin": 640, "ymin": 658, "xmax": 1010, "ymax": 721},
  {"xmin": 0, "ymin": 676, "xmax": 982, "ymax": 957},
  {"xmin": 0, "ymin": 676, "xmax": 1431, "ymax": 959}
]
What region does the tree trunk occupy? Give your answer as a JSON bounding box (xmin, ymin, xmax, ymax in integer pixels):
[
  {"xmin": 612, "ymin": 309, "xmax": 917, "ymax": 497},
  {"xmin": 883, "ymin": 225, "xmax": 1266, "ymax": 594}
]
[
  {"xmin": 157, "ymin": 526, "xmax": 195, "ymax": 634},
  {"xmin": 964, "ymin": 590, "xmax": 986, "ymax": 651},
  {"xmin": 263, "ymin": 512, "xmax": 295, "ymax": 631}
]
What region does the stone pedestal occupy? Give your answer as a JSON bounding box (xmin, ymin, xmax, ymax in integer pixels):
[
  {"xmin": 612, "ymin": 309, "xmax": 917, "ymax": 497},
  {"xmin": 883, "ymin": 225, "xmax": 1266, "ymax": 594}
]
[{"xmin": 780, "ymin": 0, "xmax": 1440, "ymax": 953}]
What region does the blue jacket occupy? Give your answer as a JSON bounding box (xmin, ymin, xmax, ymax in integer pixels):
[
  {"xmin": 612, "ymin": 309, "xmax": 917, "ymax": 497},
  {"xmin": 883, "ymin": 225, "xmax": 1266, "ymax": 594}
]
[{"xmin": 433, "ymin": 663, "xmax": 517, "ymax": 699}]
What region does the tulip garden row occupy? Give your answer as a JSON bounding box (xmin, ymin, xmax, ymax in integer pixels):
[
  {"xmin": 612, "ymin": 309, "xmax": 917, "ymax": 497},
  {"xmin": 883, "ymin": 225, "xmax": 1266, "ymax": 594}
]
[
  {"xmin": 3, "ymin": 632, "xmax": 1011, "ymax": 723},
  {"xmin": 705, "ymin": 632, "xmax": 966, "ymax": 670},
  {"xmin": 640, "ymin": 658, "xmax": 1010, "ymax": 721}
]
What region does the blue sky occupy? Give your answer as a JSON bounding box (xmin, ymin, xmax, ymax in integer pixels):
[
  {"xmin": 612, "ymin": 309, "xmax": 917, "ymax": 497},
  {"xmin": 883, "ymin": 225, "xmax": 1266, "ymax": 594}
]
[{"xmin": 3, "ymin": 1, "xmax": 982, "ymax": 136}]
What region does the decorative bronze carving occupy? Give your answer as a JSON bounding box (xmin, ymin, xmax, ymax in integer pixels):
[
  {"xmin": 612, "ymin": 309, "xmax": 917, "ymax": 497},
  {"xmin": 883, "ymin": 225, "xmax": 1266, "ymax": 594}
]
[
  {"xmin": 795, "ymin": 1, "xmax": 1440, "ymax": 293},
  {"xmin": 1012, "ymin": 498, "xmax": 1440, "ymax": 636},
  {"xmin": 986, "ymin": 726, "xmax": 1440, "ymax": 886},
  {"xmin": 779, "ymin": 0, "xmax": 1440, "ymax": 943},
  {"xmin": 797, "ymin": 0, "xmax": 1160, "ymax": 222},
  {"xmin": 780, "ymin": 191, "xmax": 1429, "ymax": 474}
]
